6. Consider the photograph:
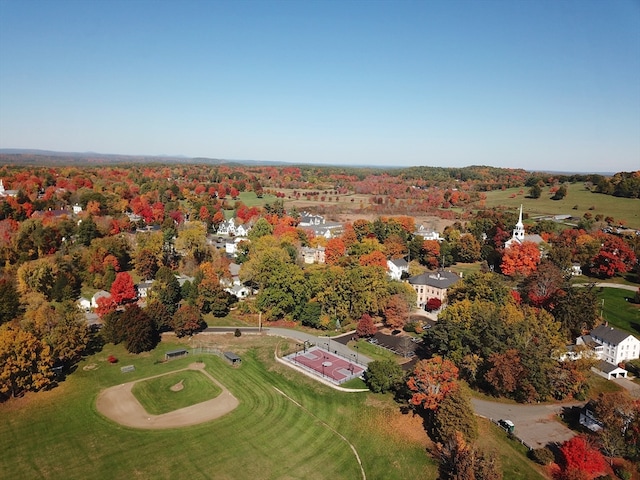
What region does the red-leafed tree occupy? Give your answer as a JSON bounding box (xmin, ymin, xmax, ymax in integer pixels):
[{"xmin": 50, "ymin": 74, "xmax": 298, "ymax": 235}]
[
  {"xmin": 501, "ymin": 241, "xmax": 541, "ymax": 277},
  {"xmin": 95, "ymin": 294, "xmax": 116, "ymax": 318},
  {"xmin": 590, "ymin": 234, "xmax": 636, "ymax": 278},
  {"xmin": 422, "ymin": 240, "xmax": 440, "ymax": 269},
  {"xmin": 110, "ymin": 272, "xmax": 137, "ymax": 305},
  {"xmin": 407, "ymin": 356, "xmax": 459, "ymax": 411},
  {"xmin": 356, "ymin": 313, "xmax": 377, "ymax": 337},
  {"xmin": 425, "ymin": 297, "xmax": 442, "ymax": 311},
  {"xmin": 553, "ymin": 435, "xmax": 606, "ymax": 480}
]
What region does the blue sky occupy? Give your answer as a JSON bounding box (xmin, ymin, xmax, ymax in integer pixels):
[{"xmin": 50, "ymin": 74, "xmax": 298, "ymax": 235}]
[{"xmin": 1, "ymin": 0, "xmax": 638, "ymax": 172}]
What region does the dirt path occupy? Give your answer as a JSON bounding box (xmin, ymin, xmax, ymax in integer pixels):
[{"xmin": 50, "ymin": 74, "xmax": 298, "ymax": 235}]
[{"xmin": 96, "ymin": 362, "xmax": 238, "ymax": 430}]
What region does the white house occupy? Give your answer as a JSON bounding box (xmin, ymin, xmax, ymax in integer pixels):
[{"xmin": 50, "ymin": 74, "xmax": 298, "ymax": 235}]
[
  {"xmin": 578, "ymin": 324, "xmax": 640, "ymax": 365},
  {"xmin": 299, "ymin": 212, "xmax": 325, "ymax": 226},
  {"xmin": 136, "ymin": 280, "xmax": 154, "ymax": 299},
  {"xmin": 387, "ymin": 258, "xmax": 409, "ymax": 281},
  {"xmin": 217, "ymin": 218, "xmax": 251, "ymax": 236},
  {"xmin": 413, "ymin": 225, "xmax": 442, "ymax": 242},
  {"xmin": 73, "ymin": 203, "xmax": 83, "ymax": 215},
  {"xmin": 225, "ymin": 237, "xmax": 247, "ymax": 256},
  {"xmin": 301, "ymin": 246, "xmax": 326, "ymax": 264}
]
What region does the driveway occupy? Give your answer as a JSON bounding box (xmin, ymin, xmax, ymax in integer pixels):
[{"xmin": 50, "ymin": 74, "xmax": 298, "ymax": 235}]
[
  {"xmin": 611, "ymin": 377, "xmax": 640, "ymax": 398},
  {"xmin": 472, "ymin": 398, "xmax": 581, "ymax": 449}
]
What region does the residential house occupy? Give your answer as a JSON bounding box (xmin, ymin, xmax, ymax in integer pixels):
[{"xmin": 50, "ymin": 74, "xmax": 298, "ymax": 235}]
[
  {"xmin": 579, "ymin": 400, "xmax": 603, "ymax": 432},
  {"xmin": 136, "ymin": 280, "xmax": 154, "ymax": 299},
  {"xmin": 579, "ymin": 324, "xmax": 640, "ymax": 365},
  {"xmin": 301, "ymin": 246, "xmax": 326, "ymax": 264},
  {"xmin": 407, "ymin": 270, "xmax": 462, "ymax": 309},
  {"xmin": 575, "ymin": 324, "xmax": 640, "ymax": 379},
  {"xmin": 387, "ymin": 258, "xmax": 409, "ymax": 281},
  {"xmin": 413, "ymin": 225, "xmax": 442, "ymax": 242}
]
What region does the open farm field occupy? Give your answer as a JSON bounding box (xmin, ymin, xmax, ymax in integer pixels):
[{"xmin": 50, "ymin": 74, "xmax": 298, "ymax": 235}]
[
  {"xmin": 478, "ymin": 185, "xmax": 640, "ymax": 229},
  {"xmin": 0, "ymin": 335, "xmax": 544, "ymax": 480}
]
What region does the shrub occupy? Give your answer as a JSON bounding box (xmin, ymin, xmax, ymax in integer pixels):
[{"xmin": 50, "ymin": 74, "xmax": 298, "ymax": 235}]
[
  {"xmin": 107, "ymin": 355, "xmax": 118, "ymax": 364},
  {"xmin": 234, "ymin": 328, "xmax": 241, "ymax": 337},
  {"xmin": 529, "ymin": 447, "xmax": 555, "ymax": 465},
  {"xmin": 615, "ymin": 467, "xmax": 632, "ymax": 480}
]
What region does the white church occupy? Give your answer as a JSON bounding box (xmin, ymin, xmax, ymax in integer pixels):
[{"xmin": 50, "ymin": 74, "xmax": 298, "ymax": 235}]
[{"xmin": 504, "ymin": 205, "xmax": 544, "ymax": 249}]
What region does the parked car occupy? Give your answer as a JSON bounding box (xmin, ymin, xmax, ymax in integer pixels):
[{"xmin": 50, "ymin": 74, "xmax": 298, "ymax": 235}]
[{"xmin": 498, "ymin": 419, "xmax": 515, "ymax": 433}]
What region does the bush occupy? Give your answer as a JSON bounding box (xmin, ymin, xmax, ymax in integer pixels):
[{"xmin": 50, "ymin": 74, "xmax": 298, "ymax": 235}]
[
  {"xmin": 107, "ymin": 355, "xmax": 118, "ymax": 364},
  {"xmin": 615, "ymin": 467, "xmax": 632, "ymax": 480},
  {"xmin": 403, "ymin": 321, "xmax": 419, "ymax": 333},
  {"xmin": 234, "ymin": 328, "xmax": 241, "ymax": 337},
  {"xmin": 529, "ymin": 447, "xmax": 554, "ymax": 465}
]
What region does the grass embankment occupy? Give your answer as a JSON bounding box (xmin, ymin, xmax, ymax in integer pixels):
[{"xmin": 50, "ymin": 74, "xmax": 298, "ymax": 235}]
[
  {"xmin": 0, "ymin": 338, "xmax": 436, "ymax": 480},
  {"xmin": 479, "ymin": 185, "xmax": 640, "ymax": 229},
  {"xmin": 131, "ymin": 369, "xmax": 222, "ymax": 415}
]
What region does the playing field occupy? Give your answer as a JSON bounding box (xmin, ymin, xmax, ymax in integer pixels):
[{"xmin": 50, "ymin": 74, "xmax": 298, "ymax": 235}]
[{"xmin": 0, "ymin": 337, "xmax": 545, "ymax": 479}]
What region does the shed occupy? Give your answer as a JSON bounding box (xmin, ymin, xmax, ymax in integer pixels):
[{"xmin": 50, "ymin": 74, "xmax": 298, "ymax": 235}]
[
  {"xmin": 224, "ymin": 351, "xmax": 242, "ymax": 366},
  {"xmin": 165, "ymin": 349, "xmax": 189, "ymax": 361}
]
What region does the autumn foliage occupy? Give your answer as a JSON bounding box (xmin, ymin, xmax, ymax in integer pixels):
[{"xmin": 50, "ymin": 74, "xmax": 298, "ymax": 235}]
[
  {"xmin": 552, "ymin": 435, "xmax": 606, "ymax": 480},
  {"xmin": 500, "ymin": 241, "xmax": 541, "ymax": 277},
  {"xmin": 407, "ymin": 356, "xmax": 459, "ymax": 411}
]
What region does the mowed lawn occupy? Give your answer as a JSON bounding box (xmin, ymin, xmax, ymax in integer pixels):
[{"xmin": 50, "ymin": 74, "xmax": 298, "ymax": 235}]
[
  {"xmin": 479, "ymin": 185, "xmax": 640, "ymax": 229},
  {"xmin": 0, "ymin": 337, "xmax": 545, "ymax": 480},
  {"xmin": 131, "ymin": 370, "xmax": 222, "ymax": 415},
  {"xmin": 599, "ymin": 287, "xmax": 640, "ymax": 336}
]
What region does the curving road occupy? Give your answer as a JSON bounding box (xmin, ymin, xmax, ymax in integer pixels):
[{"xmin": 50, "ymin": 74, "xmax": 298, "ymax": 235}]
[{"xmin": 573, "ymin": 282, "xmax": 639, "ymax": 292}]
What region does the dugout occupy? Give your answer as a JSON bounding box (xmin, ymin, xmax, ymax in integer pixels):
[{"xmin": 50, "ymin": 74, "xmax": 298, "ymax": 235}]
[
  {"xmin": 165, "ymin": 349, "xmax": 189, "ymax": 361},
  {"xmin": 224, "ymin": 351, "xmax": 242, "ymax": 366}
]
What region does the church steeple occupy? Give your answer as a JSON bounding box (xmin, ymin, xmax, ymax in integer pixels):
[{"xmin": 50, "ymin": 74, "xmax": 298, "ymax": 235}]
[{"xmin": 513, "ymin": 205, "xmax": 525, "ymax": 242}]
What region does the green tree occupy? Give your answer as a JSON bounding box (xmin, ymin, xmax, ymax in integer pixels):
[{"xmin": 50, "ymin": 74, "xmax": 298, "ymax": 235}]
[
  {"xmin": 364, "ymin": 360, "xmax": 404, "ymax": 393},
  {"xmin": 446, "ymin": 272, "xmax": 511, "ymax": 306},
  {"xmin": 145, "ymin": 300, "xmax": 172, "ymax": 332},
  {"xmin": 122, "ymin": 304, "xmax": 158, "ymax": 354},
  {"xmin": 248, "ymin": 218, "xmax": 274, "ymax": 240},
  {"xmin": 0, "ymin": 277, "xmax": 21, "ymax": 325},
  {"xmin": 153, "ymin": 266, "xmax": 182, "ymax": 314},
  {"xmin": 433, "ymin": 385, "xmax": 478, "ymax": 443},
  {"xmin": 529, "ymin": 184, "xmax": 542, "ymax": 199}
]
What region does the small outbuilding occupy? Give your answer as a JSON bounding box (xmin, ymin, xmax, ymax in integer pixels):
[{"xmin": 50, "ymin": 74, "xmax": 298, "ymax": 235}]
[
  {"xmin": 224, "ymin": 351, "xmax": 242, "ymax": 366},
  {"xmin": 165, "ymin": 349, "xmax": 189, "ymax": 361}
]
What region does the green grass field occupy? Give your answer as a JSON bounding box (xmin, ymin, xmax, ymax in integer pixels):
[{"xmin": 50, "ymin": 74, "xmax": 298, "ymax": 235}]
[
  {"xmin": 479, "ymin": 185, "xmax": 640, "ymax": 229},
  {"xmin": 0, "ymin": 337, "xmax": 545, "ymax": 480},
  {"xmin": 131, "ymin": 370, "xmax": 222, "ymax": 415},
  {"xmin": 598, "ymin": 287, "xmax": 640, "ymax": 336}
]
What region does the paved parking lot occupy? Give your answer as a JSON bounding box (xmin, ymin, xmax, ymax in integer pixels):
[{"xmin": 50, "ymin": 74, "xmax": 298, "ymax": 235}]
[{"xmin": 472, "ymin": 398, "xmax": 581, "ymax": 449}]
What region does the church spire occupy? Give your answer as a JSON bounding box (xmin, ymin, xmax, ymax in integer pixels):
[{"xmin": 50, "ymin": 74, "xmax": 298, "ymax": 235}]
[{"xmin": 513, "ymin": 205, "xmax": 525, "ymax": 242}]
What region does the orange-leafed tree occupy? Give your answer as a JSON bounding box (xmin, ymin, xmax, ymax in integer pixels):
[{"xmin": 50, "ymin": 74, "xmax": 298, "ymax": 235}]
[
  {"xmin": 501, "ymin": 241, "xmax": 541, "ymax": 277},
  {"xmin": 383, "ymin": 293, "xmax": 410, "ymax": 329},
  {"xmin": 407, "ymin": 356, "xmax": 459, "ymax": 411},
  {"xmin": 422, "ymin": 239, "xmax": 440, "ymax": 269},
  {"xmin": 325, "ymin": 238, "xmax": 346, "ymax": 265},
  {"xmin": 359, "ymin": 250, "xmax": 388, "ymax": 268},
  {"xmin": 110, "ymin": 272, "xmax": 137, "ymax": 305},
  {"xmin": 484, "ymin": 349, "xmax": 525, "ymax": 396}
]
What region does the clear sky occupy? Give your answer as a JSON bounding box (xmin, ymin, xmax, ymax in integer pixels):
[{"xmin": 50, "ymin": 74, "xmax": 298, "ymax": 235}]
[{"xmin": 1, "ymin": 0, "xmax": 638, "ymax": 172}]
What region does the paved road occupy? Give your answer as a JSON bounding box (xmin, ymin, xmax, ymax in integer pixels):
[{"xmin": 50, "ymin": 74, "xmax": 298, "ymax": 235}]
[
  {"xmin": 472, "ymin": 398, "xmax": 582, "ymax": 449},
  {"xmin": 574, "ymin": 282, "xmax": 639, "ymax": 292}
]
